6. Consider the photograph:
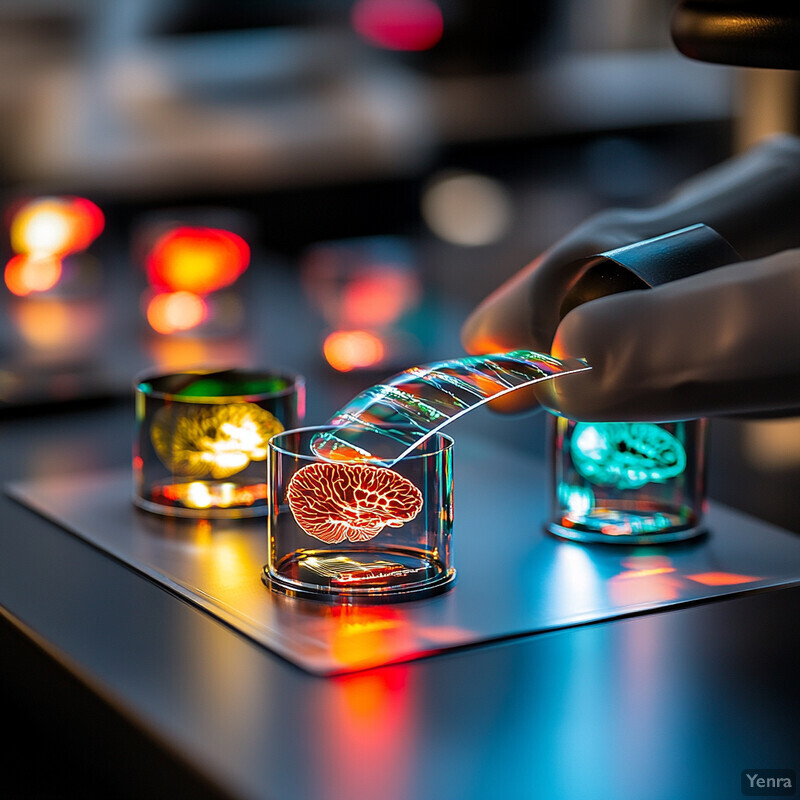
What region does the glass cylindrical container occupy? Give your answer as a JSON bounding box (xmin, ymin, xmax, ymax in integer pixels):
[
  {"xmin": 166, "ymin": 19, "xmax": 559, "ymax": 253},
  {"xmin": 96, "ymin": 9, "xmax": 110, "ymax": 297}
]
[
  {"xmin": 547, "ymin": 415, "xmax": 707, "ymax": 544},
  {"xmin": 134, "ymin": 368, "xmax": 304, "ymax": 518},
  {"xmin": 264, "ymin": 425, "xmax": 455, "ymax": 602}
]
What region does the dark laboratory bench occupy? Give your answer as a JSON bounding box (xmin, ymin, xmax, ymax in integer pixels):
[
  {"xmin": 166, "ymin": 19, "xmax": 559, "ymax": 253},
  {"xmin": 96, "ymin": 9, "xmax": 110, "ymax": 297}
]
[{"xmin": 0, "ymin": 399, "xmax": 799, "ymax": 800}]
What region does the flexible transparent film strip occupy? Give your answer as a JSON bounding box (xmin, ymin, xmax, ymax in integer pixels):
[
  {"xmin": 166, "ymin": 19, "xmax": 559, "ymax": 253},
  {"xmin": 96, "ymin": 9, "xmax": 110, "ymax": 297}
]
[{"xmin": 311, "ymin": 350, "xmax": 591, "ymax": 465}]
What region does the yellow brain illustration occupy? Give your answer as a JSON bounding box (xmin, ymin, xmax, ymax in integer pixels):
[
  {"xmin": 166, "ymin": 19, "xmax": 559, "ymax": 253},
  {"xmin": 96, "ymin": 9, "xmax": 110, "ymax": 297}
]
[{"xmin": 151, "ymin": 401, "xmax": 283, "ymax": 479}]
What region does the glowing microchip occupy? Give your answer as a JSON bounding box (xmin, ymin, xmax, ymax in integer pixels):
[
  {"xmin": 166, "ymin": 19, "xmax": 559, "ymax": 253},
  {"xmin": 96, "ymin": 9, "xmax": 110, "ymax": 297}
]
[
  {"xmin": 286, "ymin": 462, "xmax": 423, "ymax": 543},
  {"xmin": 301, "ymin": 555, "xmax": 423, "ymax": 584},
  {"xmin": 151, "ymin": 401, "xmax": 283, "ymax": 479},
  {"xmin": 570, "ymin": 422, "xmax": 687, "ymax": 490}
]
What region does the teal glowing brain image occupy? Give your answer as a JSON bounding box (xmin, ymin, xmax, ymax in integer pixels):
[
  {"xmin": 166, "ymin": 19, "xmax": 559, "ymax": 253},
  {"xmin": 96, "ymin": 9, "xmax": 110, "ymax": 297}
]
[{"xmin": 570, "ymin": 422, "xmax": 687, "ymax": 490}]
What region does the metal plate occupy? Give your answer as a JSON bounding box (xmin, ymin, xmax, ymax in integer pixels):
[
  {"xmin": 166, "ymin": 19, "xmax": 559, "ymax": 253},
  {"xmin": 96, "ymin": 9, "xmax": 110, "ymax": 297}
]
[{"xmin": 8, "ymin": 435, "xmax": 800, "ymax": 675}]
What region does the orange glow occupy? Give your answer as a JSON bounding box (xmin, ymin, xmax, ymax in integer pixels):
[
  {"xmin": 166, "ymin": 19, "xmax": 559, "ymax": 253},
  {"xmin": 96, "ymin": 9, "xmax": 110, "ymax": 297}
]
[
  {"xmin": 70, "ymin": 197, "xmax": 106, "ymax": 249},
  {"xmin": 340, "ymin": 270, "xmax": 421, "ymax": 327},
  {"xmin": 146, "ymin": 337, "xmax": 211, "ymax": 370},
  {"xmin": 11, "ymin": 297, "xmax": 102, "ymax": 350},
  {"xmin": 145, "ymin": 226, "xmax": 249, "ymax": 294},
  {"xmin": 686, "ymin": 571, "xmax": 759, "ymax": 586},
  {"xmin": 319, "ymin": 617, "xmax": 414, "ymax": 800},
  {"xmin": 351, "ymin": 0, "xmax": 443, "ymax": 51},
  {"xmin": 329, "ymin": 606, "xmax": 406, "ymax": 669},
  {"xmin": 158, "ymin": 481, "xmax": 267, "ymax": 509},
  {"xmin": 9, "ymin": 196, "xmax": 104, "ymax": 257},
  {"xmin": 146, "ymin": 291, "xmax": 208, "ymax": 334},
  {"xmin": 323, "ymin": 329, "xmax": 385, "ymax": 371},
  {"xmin": 608, "ymin": 566, "xmax": 682, "ymax": 605},
  {"xmin": 614, "ymin": 567, "xmax": 676, "ymax": 580},
  {"xmin": 145, "ymin": 335, "xmax": 253, "ymax": 373},
  {"xmin": 608, "ymin": 556, "xmax": 680, "ymax": 606},
  {"xmin": 5, "ymin": 254, "xmax": 63, "ymax": 296},
  {"xmin": 316, "ymin": 664, "xmax": 414, "ymax": 800}
]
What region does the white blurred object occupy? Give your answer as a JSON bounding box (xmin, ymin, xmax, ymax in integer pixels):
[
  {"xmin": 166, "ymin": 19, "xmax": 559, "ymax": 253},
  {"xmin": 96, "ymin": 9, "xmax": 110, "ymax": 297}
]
[
  {"xmin": 743, "ymin": 419, "xmax": 800, "ymax": 471},
  {"xmin": 1, "ymin": 0, "xmax": 735, "ymax": 195},
  {"xmin": 9, "ymin": 0, "xmax": 436, "ymax": 194},
  {"xmin": 421, "ymin": 170, "xmax": 513, "ymax": 246}
]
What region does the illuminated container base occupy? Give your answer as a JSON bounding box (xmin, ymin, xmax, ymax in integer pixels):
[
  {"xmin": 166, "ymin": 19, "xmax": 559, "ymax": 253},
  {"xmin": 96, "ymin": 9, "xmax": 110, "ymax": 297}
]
[
  {"xmin": 548, "ymin": 416, "xmax": 707, "ymax": 545},
  {"xmin": 265, "ymin": 426, "xmax": 455, "ymax": 602},
  {"xmin": 134, "ymin": 368, "xmax": 304, "ymax": 518}
]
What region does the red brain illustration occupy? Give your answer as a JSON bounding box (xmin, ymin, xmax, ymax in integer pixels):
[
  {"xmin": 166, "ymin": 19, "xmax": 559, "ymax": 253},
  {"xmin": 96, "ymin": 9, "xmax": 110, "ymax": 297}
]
[{"xmin": 286, "ymin": 462, "xmax": 424, "ymax": 544}]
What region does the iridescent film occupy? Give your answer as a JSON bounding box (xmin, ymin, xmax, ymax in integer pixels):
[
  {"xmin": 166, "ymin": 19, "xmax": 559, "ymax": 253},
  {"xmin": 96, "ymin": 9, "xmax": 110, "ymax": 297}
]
[{"xmin": 313, "ymin": 350, "xmax": 590, "ymax": 465}]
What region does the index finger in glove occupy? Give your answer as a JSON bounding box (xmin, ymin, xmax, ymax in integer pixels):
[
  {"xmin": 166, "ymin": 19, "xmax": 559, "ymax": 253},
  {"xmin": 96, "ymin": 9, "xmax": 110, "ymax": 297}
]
[{"xmin": 536, "ymin": 249, "xmax": 800, "ymax": 421}]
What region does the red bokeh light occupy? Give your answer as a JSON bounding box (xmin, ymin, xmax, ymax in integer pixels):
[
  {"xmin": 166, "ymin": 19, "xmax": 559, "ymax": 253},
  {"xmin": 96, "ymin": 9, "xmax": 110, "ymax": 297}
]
[
  {"xmin": 9, "ymin": 196, "xmax": 104, "ymax": 257},
  {"xmin": 340, "ymin": 269, "xmax": 421, "ymax": 327},
  {"xmin": 351, "ymin": 0, "xmax": 444, "ymax": 51},
  {"xmin": 5, "ymin": 254, "xmax": 63, "ymax": 296},
  {"xmin": 145, "ymin": 226, "xmax": 250, "ymax": 294}
]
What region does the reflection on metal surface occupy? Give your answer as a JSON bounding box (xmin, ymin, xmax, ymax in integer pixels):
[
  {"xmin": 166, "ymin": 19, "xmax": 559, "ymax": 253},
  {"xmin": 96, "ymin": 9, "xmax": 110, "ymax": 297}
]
[
  {"xmin": 571, "ymin": 422, "xmax": 687, "ymax": 490},
  {"xmin": 317, "ymin": 627, "xmax": 415, "ymax": 800},
  {"xmin": 543, "ymin": 543, "xmax": 607, "ymax": 617},
  {"xmin": 608, "ymin": 555, "xmax": 682, "ymax": 605},
  {"xmin": 151, "ymin": 402, "xmax": 283, "ymax": 479},
  {"xmin": 287, "ymin": 462, "xmax": 423, "ymax": 543},
  {"xmin": 614, "ymin": 566, "xmax": 676, "ymax": 580},
  {"xmin": 686, "ymin": 571, "xmax": 759, "ymax": 586}
]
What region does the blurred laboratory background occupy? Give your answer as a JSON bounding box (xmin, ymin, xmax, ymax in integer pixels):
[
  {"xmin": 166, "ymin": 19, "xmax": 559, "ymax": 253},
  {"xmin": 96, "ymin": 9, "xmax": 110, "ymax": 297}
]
[{"xmin": 1, "ymin": 0, "xmax": 800, "ymax": 533}]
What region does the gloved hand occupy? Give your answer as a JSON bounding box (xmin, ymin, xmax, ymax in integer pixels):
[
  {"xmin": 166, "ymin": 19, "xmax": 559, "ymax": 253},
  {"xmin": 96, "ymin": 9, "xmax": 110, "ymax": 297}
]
[
  {"xmin": 461, "ymin": 134, "xmax": 800, "ymax": 418},
  {"xmin": 539, "ymin": 249, "xmax": 800, "ymax": 420}
]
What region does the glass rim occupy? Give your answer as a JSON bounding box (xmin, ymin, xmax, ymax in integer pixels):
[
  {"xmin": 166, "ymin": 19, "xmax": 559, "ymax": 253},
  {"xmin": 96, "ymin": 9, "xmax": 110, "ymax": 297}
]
[
  {"xmin": 269, "ymin": 424, "xmax": 454, "ymax": 462},
  {"xmin": 134, "ymin": 366, "xmax": 304, "ymax": 403}
]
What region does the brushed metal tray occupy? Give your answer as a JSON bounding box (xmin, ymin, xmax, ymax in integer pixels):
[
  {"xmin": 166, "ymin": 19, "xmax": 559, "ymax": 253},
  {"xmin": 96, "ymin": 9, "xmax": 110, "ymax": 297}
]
[{"xmin": 8, "ymin": 435, "xmax": 800, "ymax": 675}]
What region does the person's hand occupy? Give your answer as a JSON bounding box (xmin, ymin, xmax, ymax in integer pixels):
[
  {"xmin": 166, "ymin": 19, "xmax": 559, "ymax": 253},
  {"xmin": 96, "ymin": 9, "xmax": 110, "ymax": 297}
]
[
  {"xmin": 460, "ymin": 207, "xmax": 664, "ymax": 413},
  {"xmin": 462, "ymin": 134, "xmax": 800, "ymax": 418},
  {"xmin": 536, "ymin": 249, "xmax": 800, "ymax": 421}
]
